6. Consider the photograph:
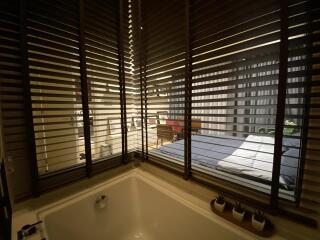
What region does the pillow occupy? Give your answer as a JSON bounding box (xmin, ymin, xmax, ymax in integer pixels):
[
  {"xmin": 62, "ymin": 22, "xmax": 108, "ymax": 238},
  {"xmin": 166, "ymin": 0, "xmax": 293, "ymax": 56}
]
[
  {"xmin": 245, "ymin": 135, "xmax": 288, "ymax": 153},
  {"xmin": 245, "ymin": 134, "xmax": 274, "ymax": 144}
]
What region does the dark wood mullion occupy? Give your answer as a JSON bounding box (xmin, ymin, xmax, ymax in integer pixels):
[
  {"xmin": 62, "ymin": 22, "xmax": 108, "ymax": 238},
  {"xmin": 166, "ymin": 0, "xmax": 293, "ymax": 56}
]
[
  {"xmin": 232, "ymin": 79, "xmax": 239, "ymax": 137},
  {"xmin": 20, "ymin": 0, "xmax": 39, "ymax": 196},
  {"xmin": 118, "ymin": 0, "xmax": 127, "ymax": 164},
  {"xmin": 138, "ymin": 0, "xmax": 145, "ymax": 160},
  {"xmin": 295, "ymin": 0, "xmax": 313, "ymax": 206},
  {"xmin": 143, "ymin": 52, "xmax": 148, "ymax": 161},
  {"xmin": 270, "ymin": 0, "xmax": 289, "ymax": 208},
  {"xmin": 141, "ymin": 1, "xmax": 148, "ymax": 161},
  {"xmin": 118, "ymin": 0, "xmax": 124, "ymax": 163},
  {"xmin": 122, "ymin": 7, "xmax": 128, "ymax": 161},
  {"xmin": 79, "ymin": 0, "xmax": 92, "ymax": 177},
  {"xmin": 139, "ymin": 0, "xmax": 148, "ymax": 161},
  {"xmin": 122, "ymin": 0, "xmax": 127, "ymax": 159},
  {"xmin": 184, "ymin": 0, "xmax": 192, "ymax": 179}
]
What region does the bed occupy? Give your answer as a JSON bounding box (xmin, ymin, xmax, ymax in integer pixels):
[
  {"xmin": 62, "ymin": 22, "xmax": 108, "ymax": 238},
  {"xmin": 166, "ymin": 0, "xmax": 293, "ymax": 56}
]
[{"xmin": 150, "ymin": 134, "xmax": 300, "ymax": 190}]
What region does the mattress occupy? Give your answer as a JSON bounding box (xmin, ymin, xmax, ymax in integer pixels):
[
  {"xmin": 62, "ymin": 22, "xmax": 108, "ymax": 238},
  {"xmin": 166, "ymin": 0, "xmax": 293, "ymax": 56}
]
[{"xmin": 151, "ymin": 134, "xmax": 299, "ymax": 190}]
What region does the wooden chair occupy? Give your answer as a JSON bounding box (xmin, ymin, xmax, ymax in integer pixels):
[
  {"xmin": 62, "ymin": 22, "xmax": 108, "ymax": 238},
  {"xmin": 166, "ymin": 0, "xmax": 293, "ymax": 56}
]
[
  {"xmin": 191, "ymin": 118, "xmax": 201, "ymax": 135},
  {"xmin": 173, "ymin": 119, "xmax": 201, "ymax": 135},
  {"xmin": 156, "ymin": 124, "xmax": 174, "ymax": 147}
]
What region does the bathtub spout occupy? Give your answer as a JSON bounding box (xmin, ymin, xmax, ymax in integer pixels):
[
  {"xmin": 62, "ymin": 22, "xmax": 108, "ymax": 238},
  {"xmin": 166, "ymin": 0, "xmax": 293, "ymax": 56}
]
[{"xmin": 95, "ymin": 195, "xmax": 107, "ymax": 209}]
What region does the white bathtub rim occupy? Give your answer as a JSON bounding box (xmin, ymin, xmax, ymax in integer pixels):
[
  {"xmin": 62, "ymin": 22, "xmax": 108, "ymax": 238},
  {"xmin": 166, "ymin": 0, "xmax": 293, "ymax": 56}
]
[
  {"xmin": 36, "ymin": 169, "xmax": 138, "ymax": 239},
  {"xmin": 36, "ymin": 169, "xmax": 137, "ymax": 219},
  {"xmin": 36, "ymin": 168, "xmax": 283, "ymax": 240},
  {"xmin": 133, "ymin": 169, "xmax": 261, "ymax": 240}
]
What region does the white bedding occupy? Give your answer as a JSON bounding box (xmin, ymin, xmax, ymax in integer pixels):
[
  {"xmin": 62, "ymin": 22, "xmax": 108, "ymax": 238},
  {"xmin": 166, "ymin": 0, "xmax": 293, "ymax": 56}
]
[{"xmin": 152, "ymin": 134, "xmax": 299, "ymax": 190}]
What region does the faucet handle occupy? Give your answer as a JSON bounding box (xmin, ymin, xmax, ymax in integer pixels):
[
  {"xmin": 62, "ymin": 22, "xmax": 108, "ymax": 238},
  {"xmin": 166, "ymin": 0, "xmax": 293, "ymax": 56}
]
[{"xmin": 17, "ymin": 221, "xmax": 43, "ymax": 239}]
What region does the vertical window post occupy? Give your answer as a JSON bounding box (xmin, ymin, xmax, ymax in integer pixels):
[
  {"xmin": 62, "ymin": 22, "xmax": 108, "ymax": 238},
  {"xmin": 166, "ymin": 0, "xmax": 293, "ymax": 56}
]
[
  {"xmin": 270, "ymin": 0, "xmax": 289, "ymax": 208},
  {"xmin": 184, "ymin": 0, "xmax": 192, "ymax": 179},
  {"xmin": 118, "ymin": 0, "xmax": 128, "ymax": 164},
  {"xmin": 78, "ymin": 0, "xmax": 92, "ymax": 177},
  {"xmin": 138, "ymin": 0, "xmax": 145, "ymax": 160},
  {"xmin": 143, "ymin": 50, "xmax": 148, "ymax": 162},
  {"xmin": 19, "ymin": 0, "xmax": 39, "ymax": 196},
  {"xmin": 140, "ymin": 0, "xmax": 148, "ymax": 161},
  {"xmin": 142, "ymin": 2, "xmax": 148, "ymax": 163}
]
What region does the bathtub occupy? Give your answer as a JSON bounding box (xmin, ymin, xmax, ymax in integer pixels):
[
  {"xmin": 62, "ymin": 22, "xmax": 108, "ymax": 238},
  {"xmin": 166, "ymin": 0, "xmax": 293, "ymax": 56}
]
[{"xmin": 36, "ymin": 169, "xmax": 284, "ymax": 240}]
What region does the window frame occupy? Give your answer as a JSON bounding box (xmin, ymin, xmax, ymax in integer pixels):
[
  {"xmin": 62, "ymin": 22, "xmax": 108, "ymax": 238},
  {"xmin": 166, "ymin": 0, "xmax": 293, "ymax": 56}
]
[
  {"xmin": 1, "ymin": 0, "xmax": 317, "ymax": 228},
  {"xmin": 136, "ymin": 0, "xmax": 317, "ymax": 224}
]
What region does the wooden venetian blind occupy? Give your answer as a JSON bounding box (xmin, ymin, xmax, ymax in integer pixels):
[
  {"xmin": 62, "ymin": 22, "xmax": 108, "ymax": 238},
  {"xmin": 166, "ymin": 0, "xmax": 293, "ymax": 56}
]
[
  {"xmin": 0, "ymin": 2, "xmax": 16, "ymax": 232},
  {"xmin": 141, "ymin": 0, "xmax": 186, "ymax": 163},
  {"xmin": 26, "ymin": 0, "xmax": 85, "ymax": 174},
  {"xmin": 0, "ymin": 0, "xmax": 33, "ymax": 198},
  {"xmin": 1, "ymin": 0, "xmax": 134, "ymax": 196},
  {"xmin": 129, "ymin": 0, "xmax": 144, "ymax": 155},
  {"xmin": 294, "ymin": 0, "xmax": 320, "ymax": 213},
  {"xmin": 190, "ymin": 0, "xmax": 282, "ymax": 196},
  {"xmin": 83, "ymin": 0, "xmax": 124, "ymax": 162},
  {"xmin": 124, "ymin": 0, "xmax": 139, "ymax": 155},
  {"xmin": 137, "ymin": 0, "xmax": 317, "ymax": 206}
]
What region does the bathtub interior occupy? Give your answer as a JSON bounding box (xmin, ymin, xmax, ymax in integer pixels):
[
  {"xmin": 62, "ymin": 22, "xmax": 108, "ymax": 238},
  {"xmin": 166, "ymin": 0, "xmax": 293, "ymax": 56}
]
[{"xmin": 38, "ymin": 173, "xmax": 246, "ymax": 240}]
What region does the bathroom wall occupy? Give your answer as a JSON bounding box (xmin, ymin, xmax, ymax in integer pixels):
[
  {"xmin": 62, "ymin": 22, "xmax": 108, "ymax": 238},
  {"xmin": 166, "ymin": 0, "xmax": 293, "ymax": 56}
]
[{"xmin": 0, "ymin": 103, "xmax": 14, "ymax": 205}]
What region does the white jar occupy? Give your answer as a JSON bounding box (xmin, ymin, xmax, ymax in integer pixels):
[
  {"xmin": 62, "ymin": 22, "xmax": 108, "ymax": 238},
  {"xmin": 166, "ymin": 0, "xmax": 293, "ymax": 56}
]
[
  {"xmin": 232, "ymin": 208, "xmax": 245, "ymax": 222},
  {"xmin": 214, "ymin": 200, "xmax": 226, "ymax": 212},
  {"xmin": 251, "ymin": 215, "xmax": 266, "ymax": 231}
]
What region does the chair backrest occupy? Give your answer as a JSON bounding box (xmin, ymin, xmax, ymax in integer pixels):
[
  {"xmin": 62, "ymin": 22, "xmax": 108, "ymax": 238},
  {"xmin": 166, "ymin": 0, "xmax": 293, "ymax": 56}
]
[
  {"xmin": 191, "ymin": 118, "xmax": 201, "ymax": 131},
  {"xmin": 157, "ymin": 124, "xmax": 174, "ymax": 141},
  {"xmin": 148, "ymin": 118, "xmax": 157, "ymax": 125}
]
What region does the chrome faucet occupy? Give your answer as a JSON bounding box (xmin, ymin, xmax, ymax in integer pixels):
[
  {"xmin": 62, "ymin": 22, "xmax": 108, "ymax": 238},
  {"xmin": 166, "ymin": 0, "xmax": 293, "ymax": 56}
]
[
  {"xmin": 95, "ymin": 194, "xmax": 107, "ymax": 209},
  {"xmin": 17, "ymin": 221, "xmax": 43, "ymax": 240}
]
